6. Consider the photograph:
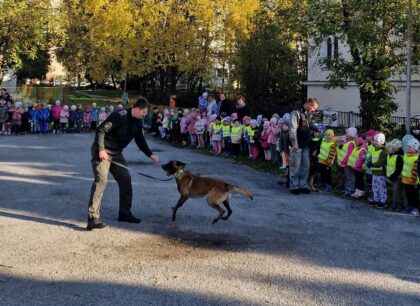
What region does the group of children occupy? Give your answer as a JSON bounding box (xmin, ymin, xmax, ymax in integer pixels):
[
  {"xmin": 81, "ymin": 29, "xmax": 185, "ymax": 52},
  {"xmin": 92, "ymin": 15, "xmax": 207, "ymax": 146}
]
[
  {"xmin": 148, "ymin": 106, "xmax": 420, "ymax": 217},
  {"xmin": 0, "ymin": 99, "xmax": 125, "ymax": 135},
  {"xmin": 317, "ymin": 127, "xmax": 420, "ymax": 216}
]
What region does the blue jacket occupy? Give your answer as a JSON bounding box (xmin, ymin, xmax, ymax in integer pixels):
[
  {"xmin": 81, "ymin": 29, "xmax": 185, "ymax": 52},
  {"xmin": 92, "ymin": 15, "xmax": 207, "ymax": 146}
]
[{"xmin": 38, "ymin": 108, "xmax": 50, "ymax": 121}]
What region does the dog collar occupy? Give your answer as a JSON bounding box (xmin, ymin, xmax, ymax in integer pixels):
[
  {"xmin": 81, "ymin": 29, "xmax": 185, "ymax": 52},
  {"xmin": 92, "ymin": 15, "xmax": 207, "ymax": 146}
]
[{"xmin": 174, "ymin": 169, "xmax": 184, "ymax": 179}]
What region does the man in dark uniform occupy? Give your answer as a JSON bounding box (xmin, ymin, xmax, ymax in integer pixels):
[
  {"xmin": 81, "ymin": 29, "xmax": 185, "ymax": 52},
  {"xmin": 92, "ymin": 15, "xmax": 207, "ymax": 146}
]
[{"xmin": 87, "ymin": 97, "xmax": 159, "ymax": 230}]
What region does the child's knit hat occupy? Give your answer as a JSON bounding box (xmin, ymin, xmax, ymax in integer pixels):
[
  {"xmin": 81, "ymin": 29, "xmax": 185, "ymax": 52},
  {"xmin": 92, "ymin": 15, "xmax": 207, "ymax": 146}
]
[
  {"xmin": 223, "ymin": 116, "xmax": 231, "ymax": 122},
  {"xmin": 365, "ymin": 129, "xmax": 376, "ymax": 138},
  {"xmin": 355, "ymin": 135, "xmax": 366, "ymax": 146},
  {"xmin": 71, "ymin": 105, "xmax": 77, "ymax": 111},
  {"xmin": 231, "ymin": 113, "xmax": 238, "ymax": 120},
  {"xmin": 263, "ymin": 121, "xmax": 270, "ymax": 128},
  {"xmin": 270, "ymin": 117, "xmax": 277, "ymax": 124},
  {"xmin": 407, "ymin": 138, "xmax": 420, "ymax": 151},
  {"xmin": 100, "ymin": 107, "xmax": 105, "ymax": 112},
  {"xmin": 63, "ymin": 105, "xmax": 69, "ymax": 111},
  {"xmin": 386, "ymin": 139, "xmax": 402, "ymax": 154},
  {"xmin": 256, "ymin": 114, "xmax": 263, "ymax": 123},
  {"xmin": 250, "ymin": 119, "xmax": 258, "ymax": 126},
  {"xmin": 374, "ymin": 132, "xmax": 385, "ymax": 145},
  {"xmin": 325, "ymin": 129, "xmax": 334, "ymax": 137},
  {"xmin": 346, "ymin": 127, "xmax": 357, "ymax": 138}
]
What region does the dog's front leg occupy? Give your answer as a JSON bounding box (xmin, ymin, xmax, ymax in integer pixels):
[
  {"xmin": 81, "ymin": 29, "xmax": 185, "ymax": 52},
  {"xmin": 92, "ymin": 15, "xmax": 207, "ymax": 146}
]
[{"xmin": 172, "ymin": 195, "xmax": 188, "ymax": 221}]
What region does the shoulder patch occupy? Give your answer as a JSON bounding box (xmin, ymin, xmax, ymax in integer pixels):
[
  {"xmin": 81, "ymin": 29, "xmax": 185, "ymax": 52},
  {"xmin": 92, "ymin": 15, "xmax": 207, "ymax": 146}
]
[
  {"xmin": 118, "ymin": 110, "xmax": 127, "ymax": 116},
  {"xmin": 104, "ymin": 122, "xmax": 112, "ymax": 129}
]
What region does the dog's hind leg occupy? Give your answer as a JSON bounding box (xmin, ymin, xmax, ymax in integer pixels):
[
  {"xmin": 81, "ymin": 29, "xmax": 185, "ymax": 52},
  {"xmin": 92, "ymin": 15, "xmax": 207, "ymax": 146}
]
[
  {"xmin": 172, "ymin": 195, "xmax": 188, "ymax": 221},
  {"xmin": 207, "ymin": 201, "xmax": 225, "ymax": 225},
  {"xmin": 221, "ymin": 200, "xmax": 232, "ymax": 220}
]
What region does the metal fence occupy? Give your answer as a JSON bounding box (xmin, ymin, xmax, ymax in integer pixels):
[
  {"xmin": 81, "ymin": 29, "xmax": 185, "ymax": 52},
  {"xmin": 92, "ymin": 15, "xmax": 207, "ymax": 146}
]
[
  {"xmin": 335, "ymin": 111, "xmax": 420, "ymax": 129},
  {"xmin": 2, "ymin": 86, "xmax": 69, "ymax": 105}
]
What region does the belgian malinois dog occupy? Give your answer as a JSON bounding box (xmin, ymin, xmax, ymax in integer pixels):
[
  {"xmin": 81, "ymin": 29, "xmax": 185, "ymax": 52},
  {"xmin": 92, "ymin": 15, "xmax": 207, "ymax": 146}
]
[{"xmin": 161, "ymin": 160, "xmax": 254, "ymax": 224}]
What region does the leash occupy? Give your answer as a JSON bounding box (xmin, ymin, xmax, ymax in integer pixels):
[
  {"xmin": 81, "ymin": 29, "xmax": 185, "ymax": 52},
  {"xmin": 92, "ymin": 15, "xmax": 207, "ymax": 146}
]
[{"xmin": 110, "ymin": 160, "xmax": 173, "ymax": 182}]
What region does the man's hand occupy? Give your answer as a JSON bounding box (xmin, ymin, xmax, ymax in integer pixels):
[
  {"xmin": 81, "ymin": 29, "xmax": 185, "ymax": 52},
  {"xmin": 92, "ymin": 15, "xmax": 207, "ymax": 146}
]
[
  {"xmin": 150, "ymin": 154, "xmax": 159, "ymax": 164},
  {"xmin": 292, "ymin": 144, "xmax": 299, "ymax": 152},
  {"xmin": 99, "ymin": 150, "xmax": 108, "ymax": 161}
]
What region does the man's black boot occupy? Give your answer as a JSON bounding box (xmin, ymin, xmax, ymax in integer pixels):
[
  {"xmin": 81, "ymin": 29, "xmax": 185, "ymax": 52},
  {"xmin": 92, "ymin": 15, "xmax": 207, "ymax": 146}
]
[
  {"xmin": 86, "ymin": 218, "xmax": 106, "ymax": 230},
  {"xmin": 118, "ymin": 212, "xmax": 141, "ymax": 223}
]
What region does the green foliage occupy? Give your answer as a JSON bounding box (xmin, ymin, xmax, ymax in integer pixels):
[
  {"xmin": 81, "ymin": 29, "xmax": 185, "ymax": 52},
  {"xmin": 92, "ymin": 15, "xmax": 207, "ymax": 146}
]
[
  {"xmin": 14, "ymin": 48, "xmax": 51, "ymax": 82},
  {"xmin": 308, "ymin": 0, "xmax": 420, "ymax": 133},
  {"xmin": 0, "ymin": 0, "xmax": 52, "ymax": 83},
  {"xmin": 237, "ymin": 1, "xmax": 308, "ymax": 116}
]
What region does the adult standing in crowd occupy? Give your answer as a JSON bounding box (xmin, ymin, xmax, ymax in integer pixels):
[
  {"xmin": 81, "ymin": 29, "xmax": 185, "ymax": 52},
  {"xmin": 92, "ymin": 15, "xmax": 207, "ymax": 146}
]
[
  {"xmin": 206, "ymin": 94, "xmax": 218, "ymax": 115},
  {"xmin": 289, "ymin": 98, "xmax": 320, "ymax": 194},
  {"xmin": 235, "ymin": 95, "xmax": 250, "ymax": 121},
  {"xmin": 217, "ymin": 93, "xmax": 232, "ymax": 116},
  {"xmin": 198, "ymin": 92, "xmax": 208, "ymax": 112},
  {"xmin": 86, "ymin": 97, "xmax": 159, "ymax": 230}
]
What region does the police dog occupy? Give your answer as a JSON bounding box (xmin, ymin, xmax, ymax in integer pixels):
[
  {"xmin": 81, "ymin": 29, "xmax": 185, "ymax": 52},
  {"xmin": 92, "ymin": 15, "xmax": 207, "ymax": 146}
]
[{"xmin": 161, "ymin": 160, "xmax": 253, "ymax": 224}]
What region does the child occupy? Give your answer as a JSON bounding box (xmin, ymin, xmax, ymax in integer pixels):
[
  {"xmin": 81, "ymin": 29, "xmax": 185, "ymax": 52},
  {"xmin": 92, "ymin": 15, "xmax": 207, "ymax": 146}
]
[
  {"xmin": 180, "ymin": 109, "xmax": 189, "ymax": 145},
  {"xmin": 242, "ymin": 116, "xmax": 252, "ymax": 157},
  {"xmin": 194, "ymin": 113, "xmax": 206, "ymax": 148},
  {"xmin": 107, "ymin": 105, "xmax": 114, "ymax": 117},
  {"xmin": 38, "ymin": 103, "xmax": 50, "ymax": 134},
  {"xmin": 367, "ymin": 133, "xmax": 387, "ymax": 208},
  {"xmin": 83, "ymin": 105, "xmax": 92, "ymax": 132},
  {"xmin": 75, "ymin": 104, "xmax": 84, "ymax": 133},
  {"xmin": 221, "ymin": 117, "xmax": 231, "ymax": 156},
  {"xmin": 59, "ymin": 105, "xmax": 69, "ymax": 133},
  {"xmin": 28, "ymin": 105, "xmax": 38, "ymax": 134},
  {"xmin": 386, "ymin": 139, "xmax": 404, "ymax": 212},
  {"xmin": 211, "ymin": 117, "xmax": 222, "ymax": 155},
  {"xmin": 340, "ymin": 127, "xmax": 357, "ymax": 196},
  {"xmin": 349, "ymin": 136, "xmax": 368, "ymax": 198},
  {"xmin": 363, "ymin": 129, "xmax": 376, "ymax": 191},
  {"xmin": 335, "ymin": 135, "xmax": 347, "ymax": 191},
  {"xmin": 9, "ymin": 102, "xmax": 24, "ymax": 135},
  {"xmin": 309, "ymin": 128, "xmax": 322, "ymax": 192},
  {"xmin": 317, "ymin": 129, "xmax": 336, "ymax": 191},
  {"xmin": 249, "ymin": 119, "xmax": 260, "ymax": 160},
  {"xmin": 230, "ymin": 118, "xmax": 242, "ymax": 155},
  {"xmin": 260, "ymin": 121, "xmax": 271, "ymax": 161},
  {"xmin": 68, "ymin": 105, "xmax": 77, "ymax": 133},
  {"xmin": 187, "ymin": 111, "xmax": 197, "ymax": 146},
  {"xmin": 98, "ymin": 107, "xmax": 107, "ymax": 126},
  {"xmin": 51, "ymin": 100, "xmax": 62, "ymax": 134},
  {"xmin": 402, "ymin": 138, "xmax": 419, "ymax": 216},
  {"xmin": 90, "ymin": 103, "xmax": 98, "ymax": 130},
  {"xmin": 267, "ymin": 117, "xmax": 280, "ymax": 164}
]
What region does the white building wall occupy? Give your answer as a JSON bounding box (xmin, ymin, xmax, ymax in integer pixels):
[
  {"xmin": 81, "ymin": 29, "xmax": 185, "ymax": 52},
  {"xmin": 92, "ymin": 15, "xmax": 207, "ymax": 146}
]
[{"xmin": 307, "ymin": 37, "xmax": 420, "ymax": 117}]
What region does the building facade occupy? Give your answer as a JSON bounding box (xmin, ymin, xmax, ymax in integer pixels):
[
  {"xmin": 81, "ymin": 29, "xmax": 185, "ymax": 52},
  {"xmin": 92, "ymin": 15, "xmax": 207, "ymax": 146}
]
[{"xmin": 306, "ymin": 37, "xmax": 420, "ymax": 118}]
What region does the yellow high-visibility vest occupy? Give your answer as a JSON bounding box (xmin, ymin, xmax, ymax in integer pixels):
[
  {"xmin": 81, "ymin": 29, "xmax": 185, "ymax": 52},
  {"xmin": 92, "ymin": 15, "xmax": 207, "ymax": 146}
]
[
  {"xmin": 338, "ymin": 140, "xmax": 355, "ymax": 167},
  {"xmin": 348, "ymin": 147, "xmax": 366, "ymax": 169},
  {"xmin": 222, "ymin": 125, "xmax": 231, "ymax": 138},
  {"xmin": 230, "ymin": 126, "xmax": 241, "ymax": 143},
  {"xmin": 371, "ymin": 149, "xmax": 383, "ymax": 171},
  {"xmin": 318, "ymin": 139, "xmax": 336, "ymax": 166},
  {"xmin": 402, "ymin": 154, "xmax": 419, "ymax": 185},
  {"xmin": 386, "ymin": 155, "xmax": 398, "ymax": 178}
]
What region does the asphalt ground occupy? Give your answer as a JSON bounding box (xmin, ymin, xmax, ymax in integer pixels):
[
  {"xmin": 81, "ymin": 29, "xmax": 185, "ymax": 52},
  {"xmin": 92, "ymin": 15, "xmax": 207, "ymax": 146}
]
[{"xmin": 0, "ymin": 134, "xmax": 419, "ymax": 305}]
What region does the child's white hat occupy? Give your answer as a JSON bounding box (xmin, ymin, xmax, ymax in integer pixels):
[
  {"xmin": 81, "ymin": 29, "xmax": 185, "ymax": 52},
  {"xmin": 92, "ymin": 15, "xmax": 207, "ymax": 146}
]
[{"xmin": 407, "ymin": 138, "xmax": 420, "ymax": 151}]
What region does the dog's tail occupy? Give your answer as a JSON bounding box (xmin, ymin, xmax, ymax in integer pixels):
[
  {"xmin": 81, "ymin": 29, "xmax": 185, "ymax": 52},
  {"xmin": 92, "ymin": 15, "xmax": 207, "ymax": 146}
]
[{"xmin": 229, "ymin": 185, "xmax": 254, "ymax": 200}]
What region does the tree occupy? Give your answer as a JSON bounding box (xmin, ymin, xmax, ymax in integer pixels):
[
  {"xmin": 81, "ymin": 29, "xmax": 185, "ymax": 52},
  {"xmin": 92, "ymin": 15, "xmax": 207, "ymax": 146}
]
[
  {"xmin": 0, "ymin": 0, "xmax": 52, "ymax": 85},
  {"xmin": 308, "ymin": 0, "xmax": 420, "ymax": 132},
  {"xmin": 14, "ymin": 48, "xmax": 51, "ymax": 83},
  {"xmin": 237, "ymin": 0, "xmax": 309, "ymax": 115}
]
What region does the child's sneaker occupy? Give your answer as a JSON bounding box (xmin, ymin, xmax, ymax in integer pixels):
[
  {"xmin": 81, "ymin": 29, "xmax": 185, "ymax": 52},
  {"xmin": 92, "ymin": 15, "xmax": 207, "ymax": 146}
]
[
  {"xmin": 376, "ymin": 202, "xmax": 386, "ymax": 209},
  {"xmin": 323, "ymin": 184, "xmax": 332, "ymax": 191},
  {"xmin": 406, "ymin": 208, "xmax": 419, "ymax": 216}
]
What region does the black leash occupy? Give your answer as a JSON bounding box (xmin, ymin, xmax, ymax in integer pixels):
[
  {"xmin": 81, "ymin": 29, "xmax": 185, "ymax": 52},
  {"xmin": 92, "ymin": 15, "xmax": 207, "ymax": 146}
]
[{"xmin": 110, "ymin": 160, "xmax": 173, "ymax": 182}]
